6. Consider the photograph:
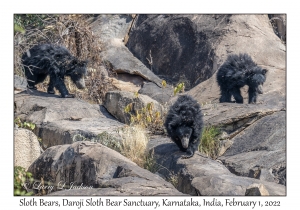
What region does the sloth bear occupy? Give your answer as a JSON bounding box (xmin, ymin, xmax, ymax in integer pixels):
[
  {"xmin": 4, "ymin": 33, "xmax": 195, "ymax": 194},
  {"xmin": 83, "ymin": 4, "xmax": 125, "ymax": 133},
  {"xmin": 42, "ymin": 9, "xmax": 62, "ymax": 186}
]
[
  {"xmin": 217, "ymin": 53, "xmax": 267, "ymax": 104},
  {"xmin": 164, "ymin": 95, "xmax": 204, "ymax": 159},
  {"xmin": 22, "ymin": 44, "xmax": 87, "ymax": 98}
]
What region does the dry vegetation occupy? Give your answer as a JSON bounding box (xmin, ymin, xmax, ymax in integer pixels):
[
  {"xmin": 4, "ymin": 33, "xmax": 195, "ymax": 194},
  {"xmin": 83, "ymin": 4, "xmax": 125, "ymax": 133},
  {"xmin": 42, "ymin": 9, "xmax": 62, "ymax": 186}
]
[
  {"xmin": 14, "ymin": 14, "xmax": 115, "ymax": 103},
  {"xmin": 118, "ymin": 125, "xmax": 149, "ymax": 168}
]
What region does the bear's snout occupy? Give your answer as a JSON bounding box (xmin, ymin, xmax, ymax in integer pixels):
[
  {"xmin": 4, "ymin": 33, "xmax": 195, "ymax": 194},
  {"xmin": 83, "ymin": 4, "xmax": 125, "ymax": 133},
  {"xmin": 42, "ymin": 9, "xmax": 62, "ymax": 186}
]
[
  {"xmin": 75, "ymin": 78, "xmax": 86, "ymax": 89},
  {"xmin": 257, "ymin": 85, "xmax": 263, "ymax": 94},
  {"xmin": 181, "ymin": 137, "xmax": 189, "ymax": 149}
]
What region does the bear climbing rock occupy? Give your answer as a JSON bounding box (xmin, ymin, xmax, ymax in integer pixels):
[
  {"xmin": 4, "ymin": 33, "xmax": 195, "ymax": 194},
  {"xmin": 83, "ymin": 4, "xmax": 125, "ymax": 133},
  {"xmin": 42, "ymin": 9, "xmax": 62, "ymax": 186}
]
[
  {"xmin": 217, "ymin": 53, "xmax": 267, "ymax": 104},
  {"xmin": 164, "ymin": 95, "xmax": 204, "ymax": 159},
  {"xmin": 22, "ymin": 44, "xmax": 87, "ymax": 98}
]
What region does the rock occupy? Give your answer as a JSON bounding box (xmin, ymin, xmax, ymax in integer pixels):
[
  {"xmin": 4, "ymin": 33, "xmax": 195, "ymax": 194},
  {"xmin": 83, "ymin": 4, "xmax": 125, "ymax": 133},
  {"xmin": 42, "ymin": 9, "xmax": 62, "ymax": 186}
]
[
  {"xmin": 138, "ymin": 82, "xmax": 174, "ymax": 105},
  {"xmin": 218, "ymin": 139, "xmax": 233, "ymax": 156},
  {"xmin": 111, "ymin": 73, "xmax": 145, "ymax": 93},
  {"xmin": 90, "ymin": 15, "xmax": 163, "ymax": 88},
  {"xmin": 35, "ymin": 118, "xmax": 123, "ymax": 149},
  {"xmin": 14, "ymin": 128, "xmax": 43, "ymax": 170},
  {"xmin": 14, "ymin": 75, "xmax": 27, "ymax": 93},
  {"xmin": 14, "ymin": 90, "xmax": 124, "ymax": 149},
  {"xmin": 201, "ymin": 98, "xmax": 285, "ymax": 134},
  {"xmin": 148, "ymin": 136, "xmax": 285, "ymax": 196},
  {"xmin": 219, "ymin": 111, "xmax": 286, "ymax": 185},
  {"xmin": 269, "ymin": 14, "xmax": 286, "ymax": 42},
  {"xmin": 103, "ymin": 91, "xmax": 164, "ymax": 124},
  {"xmin": 245, "ymin": 183, "xmax": 270, "ymax": 196},
  {"xmin": 28, "ymin": 141, "xmax": 184, "ymax": 196},
  {"xmin": 127, "ymin": 15, "xmax": 285, "ymax": 90}
]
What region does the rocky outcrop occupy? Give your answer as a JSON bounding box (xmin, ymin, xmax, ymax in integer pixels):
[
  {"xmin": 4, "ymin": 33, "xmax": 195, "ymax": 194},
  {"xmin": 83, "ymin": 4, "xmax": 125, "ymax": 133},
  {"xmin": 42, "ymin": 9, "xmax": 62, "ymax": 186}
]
[
  {"xmin": 14, "ymin": 128, "xmax": 43, "ymax": 170},
  {"xmin": 90, "ymin": 15, "xmax": 163, "ymax": 89},
  {"xmin": 148, "ymin": 136, "xmax": 285, "ymax": 196},
  {"xmin": 28, "ymin": 141, "xmax": 184, "ymax": 196},
  {"xmin": 219, "ymin": 111, "xmax": 286, "ymax": 185},
  {"xmin": 127, "ymin": 15, "xmax": 285, "ymax": 90}
]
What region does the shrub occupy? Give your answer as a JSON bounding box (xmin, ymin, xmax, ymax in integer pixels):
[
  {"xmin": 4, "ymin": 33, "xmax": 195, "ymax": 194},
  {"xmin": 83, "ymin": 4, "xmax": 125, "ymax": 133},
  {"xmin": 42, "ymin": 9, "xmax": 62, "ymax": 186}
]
[
  {"xmin": 14, "ymin": 166, "xmax": 34, "ymax": 196},
  {"xmin": 14, "ymin": 118, "xmax": 35, "ymax": 131},
  {"xmin": 199, "ymin": 126, "xmax": 221, "ymax": 159}
]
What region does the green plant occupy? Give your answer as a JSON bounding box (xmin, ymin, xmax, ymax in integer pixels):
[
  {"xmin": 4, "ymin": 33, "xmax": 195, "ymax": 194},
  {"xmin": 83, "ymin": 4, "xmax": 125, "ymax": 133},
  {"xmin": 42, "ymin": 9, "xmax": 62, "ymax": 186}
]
[
  {"xmin": 143, "ymin": 151, "xmax": 159, "ymax": 173},
  {"xmin": 14, "ymin": 118, "xmax": 35, "ymax": 130},
  {"xmin": 97, "ymin": 131, "xmax": 122, "ymax": 152},
  {"xmin": 199, "ymin": 126, "xmax": 221, "ymax": 159},
  {"xmin": 173, "ymin": 82, "xmax": 185, "ymax": 96},
  {"xmin": 14, "ymin": 166, "xmax": 34, "ymax": 196}
]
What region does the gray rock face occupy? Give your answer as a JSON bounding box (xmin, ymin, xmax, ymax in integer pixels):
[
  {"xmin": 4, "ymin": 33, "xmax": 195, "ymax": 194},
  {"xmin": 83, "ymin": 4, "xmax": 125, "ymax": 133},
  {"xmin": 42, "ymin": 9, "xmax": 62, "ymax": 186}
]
[
  {"xmin": 103, "ymin": 91, "xmax": 164, "ymax": 124},
  {"xmin": 14, "ymin": 75, "xmax": 27, "ymax": 93},
  {"xmin": 138, "ymin": 82, "xmax": 174, "ymax": 105},
  {"xmin": 219, "ymin": 111, "xmax": 286, "ymax": 185},
  {"xmin": 127, "ymin": 14, "xmax": 285, "ymax": 90},
  {"xmin": 14, "ymin": 128, "xmax": 43, "ymax": 170},
  {"xmin": 14, "ymin": 90, "xmax": 124, "ymax": 149},
  {"xmin": 269, "ymin": 14, "xmax": 286, "ymax": 42},
  {"xmin": 28, "ymin": 141, "xmax": 184, "ymax": 196},
  {"xmin": 148, "ymin": 136, "xmax": 285, "ymax": 196}
]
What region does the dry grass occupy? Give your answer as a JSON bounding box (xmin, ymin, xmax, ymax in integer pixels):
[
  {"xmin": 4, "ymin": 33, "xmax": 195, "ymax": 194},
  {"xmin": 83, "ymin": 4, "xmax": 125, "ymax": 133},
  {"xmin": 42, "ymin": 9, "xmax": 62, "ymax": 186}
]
[{"xmin": 119, "ymin": 125, "xmax": 149, "ymax": 167}]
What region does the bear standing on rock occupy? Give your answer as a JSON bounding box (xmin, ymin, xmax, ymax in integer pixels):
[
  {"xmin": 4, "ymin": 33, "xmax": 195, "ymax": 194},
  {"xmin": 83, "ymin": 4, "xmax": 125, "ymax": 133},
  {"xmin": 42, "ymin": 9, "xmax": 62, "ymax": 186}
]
[
  {"xmin": 217, "ymin": 53, "xmax": 267, "ymax": 104},
  {"xmin": 22, "ymin": 44, "xmax": 88, "ymax": 98},
  {"xmin": 164, "ymin": 95, "xmax": 204, "ymax": 159}
]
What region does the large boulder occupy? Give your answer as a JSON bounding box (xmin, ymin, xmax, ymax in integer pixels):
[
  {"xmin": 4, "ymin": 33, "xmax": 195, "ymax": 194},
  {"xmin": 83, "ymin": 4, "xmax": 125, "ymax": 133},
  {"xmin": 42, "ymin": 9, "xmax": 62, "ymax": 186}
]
[
  {"xmin": 14, "ymin": 90, "xmax": 124, "ymax": 149},
  {"xmin": 103, "ymin": 91, "xmax": 164, "ymax": 124},
  {"xmin": 28, "ymin": 141, "xmax": 184, "ymax": 196},
  {"xmin": 127, "ymin": 14, "xmax": 285, "ymax": 90},
  {"xmin": 14, "ymin": 128, "xmax": 43, "ymax": 170}
]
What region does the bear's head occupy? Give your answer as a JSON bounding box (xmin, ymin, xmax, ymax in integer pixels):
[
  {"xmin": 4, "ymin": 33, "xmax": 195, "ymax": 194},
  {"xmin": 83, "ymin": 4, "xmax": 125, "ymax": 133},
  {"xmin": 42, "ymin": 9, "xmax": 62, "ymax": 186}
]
[
  {"xmin": 247, "ymin": 67, "xmax": 267, "ymax": 94},
  {"xmin": 67, "ymin": 60, "xmax": 88, "ymax": 89},
  {"xmin": 175, "ymin": 125, "xmax": 193, "ymax": 149}
]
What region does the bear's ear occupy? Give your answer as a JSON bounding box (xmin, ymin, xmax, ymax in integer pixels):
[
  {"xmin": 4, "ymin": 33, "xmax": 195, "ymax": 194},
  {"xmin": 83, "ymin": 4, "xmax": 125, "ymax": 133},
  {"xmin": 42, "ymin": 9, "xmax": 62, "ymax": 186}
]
[{"xmin": 262, "ymin": 69, "xmax": 267, "ymax": 75}]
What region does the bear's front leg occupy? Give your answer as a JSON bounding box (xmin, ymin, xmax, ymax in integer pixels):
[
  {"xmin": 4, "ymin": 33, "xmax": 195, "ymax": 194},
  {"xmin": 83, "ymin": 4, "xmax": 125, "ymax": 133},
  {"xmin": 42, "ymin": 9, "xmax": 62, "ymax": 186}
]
[
  {"xmin": 50, "ymin": 73, "xmax": 74, "ymax": 98},
  {"xmin": 181, "ymin": 138, "xmax": 200, "ymax": 159},
  {"xmin": 248, "ymin": 87, "xmax": 258, "ymax": 104}
]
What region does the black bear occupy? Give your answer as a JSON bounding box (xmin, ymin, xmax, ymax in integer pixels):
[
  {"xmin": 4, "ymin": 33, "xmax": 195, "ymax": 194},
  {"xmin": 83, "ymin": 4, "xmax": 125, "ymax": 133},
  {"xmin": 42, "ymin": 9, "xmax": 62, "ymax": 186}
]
[
  {"xmin": 22, "ymin": 44, "xmax": 87, "ymax": 98},
  {"xmin": 164, "ymin": 95, "xmax": 204, "ymax": 159},
  {"xmin": 217, "ymin": 53, "xmax": 267, "ymax": 104}
]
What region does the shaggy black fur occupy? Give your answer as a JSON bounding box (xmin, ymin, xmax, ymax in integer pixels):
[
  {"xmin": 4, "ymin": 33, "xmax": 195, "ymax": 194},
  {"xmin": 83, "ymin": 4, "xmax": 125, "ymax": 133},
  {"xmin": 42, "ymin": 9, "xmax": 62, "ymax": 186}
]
[
  {"xmin": 217, "ymin": 53, "xmax": 267, "ymax": 104},
  {"xmin": 22, "ymin": 44, "xmax": 87, "ymax": 98},
  {"xmin": 164, "ymin": 95, "xmax": 204, "ymax": 159}
]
